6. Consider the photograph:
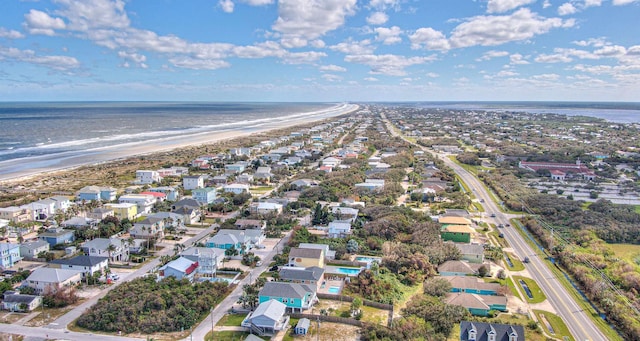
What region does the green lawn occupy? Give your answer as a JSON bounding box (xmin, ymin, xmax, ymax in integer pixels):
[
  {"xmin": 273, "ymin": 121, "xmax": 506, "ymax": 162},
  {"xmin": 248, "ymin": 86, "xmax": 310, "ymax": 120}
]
[
  {"xmin": 489, "ymin": 231, "xmax": 509, "ymax": 248},
  {"xmin": 360, "ymin": 305, "xmax": 390, "ymax": 325},
  {"xmin": 205, "ymin": 330, "xmax": 251, "ymax": 341},
  {"xmin": 533, "ymin": 310, "xmax": 575, "ymax": 341},
  {"xmin": 504, "ymin": 252, "xmax": 525, "ymax": 271},
  {"xmin": 216, "ymin": 313, "xmax": 248, "ymax": 327},
  {"xmin": 608, "ymin": 243, "xmax": 640, "ymax": 264},
  {"xmin": 513, "ymin": 275, "xmax": 546, "ymax": 304},
  {"xmin": 505, "ymin": 276, "xmax": 522, "ymax": 301},
  {"xmin": 395, "ymin": 280, "xmax": 424, "ymax": 312}
]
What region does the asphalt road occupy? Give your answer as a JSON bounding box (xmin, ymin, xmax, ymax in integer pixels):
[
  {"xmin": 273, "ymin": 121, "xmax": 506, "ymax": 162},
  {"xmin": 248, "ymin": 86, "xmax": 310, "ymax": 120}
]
[{"xmin": 381, "ymin": 112, "xmax": 608, "ymax": 341}]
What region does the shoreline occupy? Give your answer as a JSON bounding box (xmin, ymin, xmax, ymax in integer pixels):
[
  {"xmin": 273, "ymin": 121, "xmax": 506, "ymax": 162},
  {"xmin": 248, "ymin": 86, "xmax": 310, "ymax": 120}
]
[{"xmin": 0, "ymin": 103, "xmax": 359, "ymax": 185}]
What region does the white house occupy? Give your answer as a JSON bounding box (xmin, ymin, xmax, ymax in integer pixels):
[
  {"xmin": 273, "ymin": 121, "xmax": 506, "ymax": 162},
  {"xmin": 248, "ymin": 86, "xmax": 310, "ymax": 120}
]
[
  {"xmin": 1, "ymin": 291, "xmax": 42, "ymax": 312},
  {"xmin": 19, "ymin": 240, "xmax": 50, "ymax": 260},
  {"xmin": 183, "ymin": 175, "xmax": 206, "ymax": 190},
  {"xmin": 250, "ymin": 202, "xmax": 283, "ymax": 216},
  {"xmin": 24, "ymin": 268, "xmax": 82, "ymax": 294},
  {"xmin": 81, "ymin": 238, "xmax": 130, "ymax": 262},
  {"xmin": 135, "ymin": 170, "xmax": 162, "ymax": 184},
  {"xmin": 328, "ymin": 221, "xmax": 352, "ymax": 238},
  {"xmin": 223, "ymin": 183, "xmax": 250, "ymax": 194},
  {"xmin": 118, "ymin": 194, "xmax": 156, "ymax": 215},
  {"xmin": 49, "ymin": 255, "xmax": 109, "ymax": 278}
]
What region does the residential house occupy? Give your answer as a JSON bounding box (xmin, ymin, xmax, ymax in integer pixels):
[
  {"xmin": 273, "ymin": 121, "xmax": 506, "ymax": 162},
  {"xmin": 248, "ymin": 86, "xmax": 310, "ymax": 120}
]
[
  {"xmin": 459, "ymin": 321, "xmax": 524, "ymax": 341},
  {"xmin": 322, "ymin": 157, "xmax": 342, "ymax": 168},
  {"xmin": 235, "ymin": 219, "xmax": 266, "ymax": 230},
  {"xmin": 258, "ymin": 282, "xmax": 317, "ymax": 312},
  {"xmin": 206, "ymin": 229, "xmax": 265, "ymax": 253},
  {"xmin": 180, "ymin": 247, "xmax": 224, "ymax": 278},
  {"xmin": 158, "ymin": 256, "xmax": 198, "ymax": 281},
  {"xmin": 19, "ymin": 240, "xmax": 50, "ymax": 260},
  {"xmin": 330, "ymin": 206, "xmax": 359, "ymax": 222},
  {"xmin": 249, "ymin": 202, "xmax": 283, "ymax": 216},
  {"xmin": 171, "ymin": 198, "xmax": 201, "ymax": 224},
  {"xmin": 60, "ymin": 216, "xmax": 98, "ymax": 229},
  {"xmin": 290, "ymin": 179, "xmax": 318, "ymax": 189},
  {"xmin": 211, "ymin": 175, "xmax": 229, "ymax": 185},
  {"xmin": 236, "ymin": 173, "xmax": 254, "ymax": 184},
  {"xmin": 1, "ymin": 291, "xmax": 42, "ymax": 312},
  {"xmin": 104, "ymin": 203, "xmax": 138, "ymax": 220},
  {"xmin": 445, "ymin": 293, "xmax": 507, "ymax": 316},
  {"xmin": 81, "ymin": 238, "xmax": 129, "ymax": 262},
  {"xmin": 78, "ymin": 186, "xmax": 117, "ymax": 202},
  {"xmin": 261, "ymin": 153, "xmax": 282, "ymax": 162},
  {"xmin": 445, "ymin": 276, "xmax": 501, "ymax": 295},
  {"xmin": 24, "ymin": 268, "xmax": 82, "ymax": 294},
  {"xmin": 87, "ymin": 208, "xmax": 114, "ymax": 220},
  {"xmin": 328, "ymin": 221, "xmax": 352, "ymax": 238},
  {"xmin": 183, "ymin": 175, "xmax": 206, "ymax": 190},
  {"xmin": 49, "ymin": 255, "xmax": 109, "ymax": 278},
  {"xmin": 224, "ymin": 162, "xmax": 248, "ymax": 174},
  {"xmin": 288, "ymin": 247, "xmax": 324, "ymax": 268},
  {"xmin": 241, "ymin": 299, "xmax": 290, "ymax": 337},
  {"xmin": 294, "ymin": 318, "xmax": 310, "ymax": 335},
  {"xmin": 441, "ymin": 225, "xmax": 475, "ymax": 243},
  {"xmin": 0, "ymin": 207, "xmax": 31, "ymax": 224},
  {"xmin": 147, "ymin": 186, "xmax": 180, "ymax": 201},
  {"xmin": 118, "ymin": 194, "xmax": 156, "ymax": 215},
  {"xmin": 455, "ymin": 243, "xmax": 485, "ymax": 264},
  {"xmin": 38, "ymin": 227, "xmax": 75, "ymax": 247},
  {"xmin": 130, "ymin": 217, "xmax": 165, "ymax": 242},
  {"xmin": 22, "ymin": 198, "xmax": 57, "ymax": 220},
  {"xmin": 354, "ymin": 179, "xmax": 385, "ymax": 192},
  {"xmin": 438, "ymin": 216, "xmax": 473, "ymax": 226},
  {"xmin": 156, "ymin": 166, "xmax": 189, "ymax": 178},
  {"xmin": 230, "ymin": 147, "xmax": 252, "ymax": 157},
  {"xmin": 437, "ymin": 260, "xmax": 483, "ymax": 277},
  {"xmin": 279, "ymin": 266, "xmax": 324, "ymax": 290},
  {"xmin": 254, "ymin": 166, "xmax": 272, "ymax": 182},
  {"xmin": 139, "ymin": 191, "xmax": 167, "ymax": 202},
  {"xmin": 283, "ymin": 156, "xmax": 302, "ymax": 166},
  {"xmin": 135, "ymin": 170, "xmax": 162, "ymax": 184},
  {"xmin": 0, "ymin": 243, "xmax": 21, "ymax": 269},
  {"xmin": 298, "ymin": 243, "xmax": 335, "ymax": 260},
  {"xmin": 192, "ymin": 187, "xmax": 218, "ymax": 205},
  {"xmin": 49, "ymin": 196, "xmax": 72, "ymax": 213},
  {"xmin": 223, "ymin": 183, "xmax": 250, "ymax": 194}
]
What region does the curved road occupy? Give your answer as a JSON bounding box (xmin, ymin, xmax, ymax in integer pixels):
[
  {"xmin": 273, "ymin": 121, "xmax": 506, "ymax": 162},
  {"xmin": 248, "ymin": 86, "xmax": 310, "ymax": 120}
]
[{"xmin": 382, "ymin": 113, "xmax": 609, "ymax": 341}]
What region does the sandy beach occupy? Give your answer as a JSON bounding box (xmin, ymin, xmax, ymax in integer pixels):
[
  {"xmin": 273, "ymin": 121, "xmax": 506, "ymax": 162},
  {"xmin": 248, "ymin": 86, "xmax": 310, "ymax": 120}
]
[{"xmin": 0, "ymin": 103, "xmax": 358, "ymax": 184}]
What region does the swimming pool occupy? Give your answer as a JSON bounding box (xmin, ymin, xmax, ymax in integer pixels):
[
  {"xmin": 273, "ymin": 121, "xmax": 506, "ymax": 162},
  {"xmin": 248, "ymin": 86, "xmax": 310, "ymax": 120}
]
[
  {"xmin": 355, "ymin": 256, "xmax": 381, "ymax": 263},
  {"xmin": 335, "ymin": 267, "xmax": 362, "ymax": 275},
  {"xmin": 328, "ymin": 286, "xmax": 340, "ymax": 294}
]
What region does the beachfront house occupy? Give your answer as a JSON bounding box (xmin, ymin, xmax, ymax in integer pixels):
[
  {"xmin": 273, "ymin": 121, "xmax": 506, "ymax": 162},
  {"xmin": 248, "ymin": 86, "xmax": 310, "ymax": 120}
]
[
  {"xmin": 24, "ymin": 268, "xmax": 82, "ymax": 294},
  {"xmin": 135, "ymin": 170, "xmax": 162, "ymax": 184},
  {"xmin": 78, "ymin": 186, "xmax": 117, "ymax": 202},
  {"xmin": 38, "ymin": 227, "xmax": 75, "ymax": 247},
  {"xmin": 258, "ymin": 282, "xmax": 317, "ymax": 312},
  {"xmin": 0, "ymin": 243, "xmax": 21, "ymax": 268},
  {"xmin": 118, "ymin": 194, "xmax": 156, "ymax": 215}
]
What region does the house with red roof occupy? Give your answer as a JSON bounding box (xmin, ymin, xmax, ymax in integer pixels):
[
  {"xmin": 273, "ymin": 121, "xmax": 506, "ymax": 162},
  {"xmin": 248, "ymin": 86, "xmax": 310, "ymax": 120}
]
[
  {"xmin": 519, "ymin": 160, "xmax": 596, "ymax": 181},
  {"xmin": 158, "ymin": 256, "xmax": 198, "ymax": 281}
]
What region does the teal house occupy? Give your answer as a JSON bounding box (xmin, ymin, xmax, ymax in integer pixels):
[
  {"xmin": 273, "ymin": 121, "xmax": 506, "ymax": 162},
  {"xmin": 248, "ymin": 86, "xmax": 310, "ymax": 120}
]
[
  {"xmin": 258, "ymin": 282, "xmax": 317, "ymax": 313},
  {"xmin": 445, "ymin": 276, "xmax": 500, "ymax": 296},
  {"xmin": 206, "ymin": 233, "xmax": 243, "ymax": 253},
  {"xmin": 446, "ymin": 293, "xmax": 507, "ymax": 316}
]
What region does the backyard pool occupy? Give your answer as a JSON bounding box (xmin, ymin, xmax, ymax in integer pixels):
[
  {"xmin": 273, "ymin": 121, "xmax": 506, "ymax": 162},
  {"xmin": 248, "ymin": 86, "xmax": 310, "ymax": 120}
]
[
  {"xmin": 355, "ymin": 256, "xmax": 381, "ymax": 263},
  {"xmin": 328, "ymin": 286, "xmax": 341, "ymax": 294},
  {"xmin": 335, "ymin": 267, "xmax": 362, "ymax": 275}
]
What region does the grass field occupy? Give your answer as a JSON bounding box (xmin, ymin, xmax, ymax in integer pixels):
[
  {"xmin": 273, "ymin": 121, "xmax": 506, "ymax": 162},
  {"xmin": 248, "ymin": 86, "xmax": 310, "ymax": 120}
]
[
  {"xmin": 216, "ymin": 313, "xmax": 248, "ymax": 327},
  {"xmin": 608, "ymin": 243, "xmax": 640, "ymax": 264},
  {"xmin": 504, "ymin": 252, "xmax": 525, "ymax": 271},
  {"xmin": 505, "ymin": 276, "xmax": 522, "ymax": 301},
  {"xmin": 206, "ymin": 330, "xmax": 251, "ymax": 341},
  {"xmin": 513, "ymin": 275, "xmax": 546, "ymax": 304},
  {"xmin": 533, "ymin": 309, "xmax": 575, "ymax": 341}
]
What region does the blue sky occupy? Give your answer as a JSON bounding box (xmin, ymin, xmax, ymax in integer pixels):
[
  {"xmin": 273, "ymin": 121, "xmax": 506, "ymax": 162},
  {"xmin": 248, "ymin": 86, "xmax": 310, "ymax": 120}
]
[{"xmin": 0, "ymin": 0, "xmax": 638, "ymax": 102}]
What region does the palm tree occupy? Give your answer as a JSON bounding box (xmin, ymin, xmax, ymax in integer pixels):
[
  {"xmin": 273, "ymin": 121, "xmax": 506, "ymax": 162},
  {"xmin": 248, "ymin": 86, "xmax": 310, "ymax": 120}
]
[{"xmin": 106, "ymin": 243, "xmax": 117, "ymax": 263}]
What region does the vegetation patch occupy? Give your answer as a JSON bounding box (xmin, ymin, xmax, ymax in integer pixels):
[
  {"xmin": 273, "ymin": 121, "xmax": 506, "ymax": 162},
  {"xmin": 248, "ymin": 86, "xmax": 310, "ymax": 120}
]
[
  {"xmin": 76, "ymin": 276, "xmax": 229, "ymax": 334},
  {"xmin": 205, "ymin": 330, "xmax": 251, "ymax": 341},
  {"xmin": 513, "ymin": 276, "xmax": 546, "ymax": 304},
  {"xmin": 216, "ymin": 313, "xmax": 248, "ymax": 327},
  {"xmin": 504, "ymin": 252, "xmax": 525, "ymax": 271},
  {"xmin": 532, "ymin": 309, "xmax": 574, "ymax": 341}
]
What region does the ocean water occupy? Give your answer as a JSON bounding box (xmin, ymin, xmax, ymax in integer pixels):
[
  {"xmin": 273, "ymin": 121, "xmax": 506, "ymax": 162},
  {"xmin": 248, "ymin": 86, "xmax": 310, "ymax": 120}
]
[
  {"xmin": 0, "ymin": 102, "xmax": 333, "ymax": 163},
  {"xmin": 410, "ymin": 101, "xmax": 640, "ymax": 124}
]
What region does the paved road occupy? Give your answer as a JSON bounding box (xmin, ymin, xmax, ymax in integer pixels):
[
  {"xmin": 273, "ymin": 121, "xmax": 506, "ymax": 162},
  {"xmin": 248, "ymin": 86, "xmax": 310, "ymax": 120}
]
[
  {"xmin": 0, "ymin": 323, "xmax": 140, "ymax": 341},
  {"xmin": 381, "ymin": 112, "xmax": 609, "ymax": 341},
  {"xmin": 48, "ymin": 222, "xmax": 220, "ymax": 332},
  {"xmin": 186, "ymin": 231, "xmax": 292, "ymax": 341}
]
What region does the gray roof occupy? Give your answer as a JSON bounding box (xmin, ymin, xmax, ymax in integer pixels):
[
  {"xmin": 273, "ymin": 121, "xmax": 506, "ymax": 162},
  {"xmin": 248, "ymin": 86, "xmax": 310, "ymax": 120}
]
[
  {"xmin": 460, "ymin": 321, "xmax": 525, "ymax": 341},
  {"xmin": 455, "ymin": 243, "xmax": 484, "ymax": 255},
  {"xmin": 50, "ymin": 255, "xmax": 109, "ymax": 267},
  {"xmin": 444, "ymin": 276, "xmax": 501, "ymax": 292},
  {"xmin": 289, "ymin": 247, "xmax": 323, "ymax": 259},
  {"xmin": 3, "ymin": 292, "xmax": 40, "ymax": 304},
  {"xmin": 26, "ymin": 268, "xmax": 81, "ymax": 283},
  {"xmin": 249, "ymin": 299, "xmax": 287, "ymax": 324},
  {"xmin": 437, "ymin": 260, "xmax": 478, "ymax": 275},
  {"xmin": 20, "ymin": 240, "xmax": 49, "ymax": 251},
  {"xmin": 296, "ymin": 318, "xmax": 310, "ymax": 330},
  {"xmin": 82, "ymin": 238, "xmax": 122, "ymax": 251},
  {"xmin": 209, "ymin": 233, "xmax": 239, "ymax": 245},
  {"xmin": 279, "ymin": 266, "xmax": 324, "ymax": 282},
  {"xmin": 259, "ymin": 282, "xmax": 315, "ymax": 299},
  {"xmin": 0, "ymin": 243, "xmax": 19, "ymax": 251}
]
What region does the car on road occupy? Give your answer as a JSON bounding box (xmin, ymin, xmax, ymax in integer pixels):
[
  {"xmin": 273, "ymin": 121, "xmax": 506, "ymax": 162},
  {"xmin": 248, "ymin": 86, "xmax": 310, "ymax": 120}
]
[
  {"xmin": 108, "ymin": 274, "xmax": 120, "ymax": 281},
  {"xmin": 524, "ymin": 257, "xmax": 530, "ymax": 263},
  {"xmin": 498, "ymin": 224, "xmax": 504, "ymax": 228},
  {"xmin": 498, "ymin": 233, "xmax": 504, "ymax": 238},
  {"xmin": 480, "ymin": 198, "xmax": 485, "ymax": 203},
  {"xmin": 490, "ymin": 213, "xmax": 496, "ymax": 217}
]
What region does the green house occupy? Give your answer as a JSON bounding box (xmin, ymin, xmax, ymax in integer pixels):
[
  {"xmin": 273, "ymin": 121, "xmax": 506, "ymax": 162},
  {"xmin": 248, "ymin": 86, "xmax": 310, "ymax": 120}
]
[
  {"xmin": 440, "ymin": 225, "xmax": 473, "ymax": 243},
  {"xmin": 445, "ymin": 292, "xmax": 507, "ymax": 316}
]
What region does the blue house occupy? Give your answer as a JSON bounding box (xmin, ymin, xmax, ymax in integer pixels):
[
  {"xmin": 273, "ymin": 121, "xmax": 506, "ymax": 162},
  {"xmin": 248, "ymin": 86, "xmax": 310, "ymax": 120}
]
[
  {"xmin": 446, "ymin": 293, "xmax": 507, "ymax": 316},
  {"xmin": 205, "ymin": 229, "xmax": 265, "ymax": 253},
  {"xmin": 258, "ymin": 282, "xmax": 317, "ymax": 313},
  {"xmin": 445, "ymin": 276, "xmax": 500, "ymax": 295},
  {"xmin": 77, "ymin": 186, "xmax": 117, "ymax": 202},
  {"xmin": 206, "ymin": 233, "xmax": 242, "ymax": 253},
  {"xmin": 0, "ymin": 243, "xmax": 22, "ymax": 268},
  {"xmin": 192, "ymin": 187, "xmax": 217, "ymax": 205},
  {"xmin": 38, "ymin": 228, "xmax": 75, "ymax": 247}
]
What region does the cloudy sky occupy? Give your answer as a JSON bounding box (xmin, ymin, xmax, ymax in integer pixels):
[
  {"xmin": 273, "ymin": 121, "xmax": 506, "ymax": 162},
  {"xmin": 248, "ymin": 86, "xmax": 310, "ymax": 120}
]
[{"xmin": 0, "ymin": 0, "xmax": 638, "ymax": 102}]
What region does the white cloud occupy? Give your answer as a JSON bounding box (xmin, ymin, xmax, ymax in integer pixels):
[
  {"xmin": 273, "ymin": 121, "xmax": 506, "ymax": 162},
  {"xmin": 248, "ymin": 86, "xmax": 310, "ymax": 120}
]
[
  {"xmin": 321, "ymin": 74, "xmax": 342, "ymax": 82},
  {"xmin": 219, "ymin": 0, "xmax": 235, "ymax": 13},
  {"xmin": 409, "ymin": 27, "xmax": 450, "ymax": 51},
  {"xmin": 627, "ymin": 46, "xmax": 640, "ymax": 55},
  {"xmin": 23, "ymin": 9, "xmax": 66, "ymax": 36},
  {"xmin": 364, "ymin": 77, "xmax": 379, "ymax": 82},
  {"xmin": 477, "ymin": 50, "xmax": 509, "ymax": 61},
  {"xmin": 272, "ymin": 0, "xmax": 357, "ymax": 40},
  {"xmin": 573, "ymin": 37, "xmax": 606, "ymax": 47},
  {"xmin": 369, "ymin": 0, "xmax": 400, "ymax": 11},
  {"xmin": 426, "ymin": 72, "xmax": 439, "ymax": 78},
  {"xmin": 344, "ymin": 54, "xmax": 434, "ymax": 76},
  {"xmin": 375, "ymin": 26, "xmax": 402, "ymax": 45},
  {"xmin": 118, "ymin": 51, "xmax": 147, "ymax": 68},
  {"xmin": 281, "ymin": 51, "xmax": 326, "ymax": 64},
  {"xmin": 449, "ymin": 8, "xmax": 574, "ymax": 48},
  {"xmin": 496, "ymin": 70, "xmax": 519, "ymax": 77},
  {"xmin": 0, "ymin": 46, "xmax": 79, "ymax": 71},
  {"xmin": 330, "ymin": 39, "xmax": 376, "ymax": 55},
  {"xmin": 510, "ymin": 53, "xmax": 530, "ymax": 64},
  {"xmin": 0, "ymin": 28, "xmax": 24, "ymax": 39},
  {"xmin": 532, "ymin": 73, "xmax": 560, "ymax": 80},
  {"xmin": 280, "ymin": 37, "xmax": 308, "ymax": 48},
  {"xmin": 612, "ymin": 0, "xmax": 640, "ymax": 5},
  {"xmin": 367, "ymin": 12, "xmax": 389, "ymax": 25},
  {"xmin": 310, "ymin": 39, "xmax": 325, "ymax": 48},
  {"xmin": 487, "ymin": 0, "xmax": 536, "ymax": 13},
  {"xmin": 168, "ymin": 57, "xmax": 230, "ymax": 70},
  {"xmin": 594, "ymin": 45, "xmax": 626, "ymax": 56},
  {"xmin": 320, "ymin": 64, "xmax": 347, "ymax": 72},
  {"xmin": 55, "ymin": 0, "xmax": 130, "ymax": 30},
  {"xmin": 557, "ymin": 3, "xmax": 577, "ymax": 15},
  {"xmin": 542, "ymin": 0, "xmax": 552, "ymax": 8},
  {"xmin": 583, "ymin": 0, "xmax": 603, "ymax": 7},
  {"xmin": 243, "ymin": 0, "xmax": 274, "ymax": 5}
]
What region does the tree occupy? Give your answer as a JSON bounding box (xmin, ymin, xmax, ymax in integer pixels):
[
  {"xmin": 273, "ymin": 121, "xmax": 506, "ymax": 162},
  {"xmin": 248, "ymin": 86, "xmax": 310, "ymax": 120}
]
[
  {"xmin": 346, "ymin": 239, "xmax": 359, "ymax": 254},
  {"xmin": 106, "ymin": 243, "xmax": 117, "ymax": 263},
  {"xmin": 225, "ymin": 246, "xmax": 239, "ymax": 257},
  {"xmin": 350, "ymin": 297, "xmax": 362, "ymax": 316},
  {"xmin": 423, "ymin": 277, "xmax": 452, "ymax": 297},
  {"xmin": 478, "ymin": 264, "xmax": 489, "ymax": 277}
]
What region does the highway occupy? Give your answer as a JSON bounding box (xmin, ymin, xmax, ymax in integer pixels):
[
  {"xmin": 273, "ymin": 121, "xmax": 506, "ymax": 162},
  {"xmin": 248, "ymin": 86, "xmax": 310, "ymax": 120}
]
[{"xmin": 381, "ymin": 112, "xmax": 609, "ymax": 341}]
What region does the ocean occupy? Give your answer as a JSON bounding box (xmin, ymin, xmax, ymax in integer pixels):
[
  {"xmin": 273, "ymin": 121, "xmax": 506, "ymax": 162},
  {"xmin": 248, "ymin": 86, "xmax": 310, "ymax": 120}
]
[{"xmin": 0, "ymin": 102, "xmax": 334, "ymax": 164}]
